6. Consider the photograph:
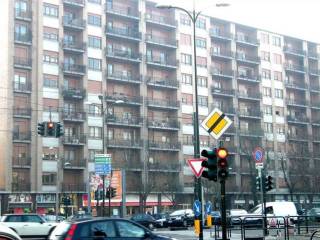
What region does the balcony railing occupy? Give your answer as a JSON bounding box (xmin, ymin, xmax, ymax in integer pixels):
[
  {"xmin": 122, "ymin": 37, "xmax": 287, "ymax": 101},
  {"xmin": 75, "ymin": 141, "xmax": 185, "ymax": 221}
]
[
  {"xmin": 148, "ymin": 162, "xmax": 181, "ymax": 172},
  {"xmin": 283, "ymin": 46, "xmax": 305, "ymax": 56},
  {"xmin": 146, "ymin": 76, "xmax": 179, "ymax": 89},
  {"xmin": 287, "ymin": 133, "xmax": 308, "ymax": 141},
  {"xmin": 106, "ymin": 138, "xmax": 143, "ymax": 148},
  {"xmin": 287, "ymin": 115, "xmax": 309, "ymax": 123},
  {"xmin": 63, "ymin": 158, "xmax": 86, "ymax": 168},
  {"xmin": 148, "ymin": 141, "xmax": 181, "ymax": 151},
  {"xmin": 211, "ymin": 87, "xmax": 234, "ymax": 96},
  {"xmin": 145, "ymin": 13, "xmax": 176, "ymax": 28},
  {"xmin": 146, "ymin": 98, "xmax": 180, "ymax": 109},
  {"xmin": 14, "ymin": 57, "xmax": 32, "ymax": 68},
  {"xmin": 309, "ymin": 68, "xmax": 320, "ymax": 76},
  {"xmin": 13, "ymin": 108, "xmax": 32, "ymax": 117},
  {"xmin": 146, "ymin": 55, "xmax": 178, "ymax": 68},
  {"xmin": 311, "ymin": 100, "xmax": 320, "ymax": 108},
  {"xmin": 62, "ymin": 17, "xmax": 86, "ymax": 30},
  {"xmin": 147, "ymin": 119, "xmax": 180, "ymax": 130},
  {"xmin": 12, "ymin": 131, "xmax": 31, "ymax": 142},
  {"xmin": 235, "ymin": 35, "xmax": 259, "ymax": 46},
  {"xmin": 62, "ymin": 87, "xmax": 86, "ymax": 99},
  {"xmin": 14, "ymin": 33, "xmax": 32, "ymax": 44},
  {"xmin": 285, "ymin": 81, "xmax": 307, "ymax": 89},
  {"xmin": 238, "ymin": 129, "xmax": 264, "ymax": 137},
  {"xmin": 14, "ymin": 9, "xmax": 32, "ymax": 20},
  {"xmin": 12, "ymin": 182, "xmax": 30, "ymax": 192},
  {"xmin": 105, "ymin": 4, "xmax": 139, "ymax": 19},
  {"xmin": 210, "ymin": 48, "xmax": 233, "ymax": 58},
  {"xmin": 311, "ymin": 118, "xmax": 320, "ymax": 125},
  {"xmin": 62, "ymin": 135, "xmax": 86, "ymax": 145},
  {"xmin": 284, "ymin": 63, "xmax": 305, "ymax": 73},
  {"xmin": 105, "ymin": 26, "xmax": 141, "ymax": 40},
  {"xmin": 209, "ymin": 29, "xmax": 232, "ymax": 40},
  {"xmin": 106, "ymin": 114, "xmax": 142, "ymax": 126},
  {"xmin": 106, "ymin": 93, "xmax": 142, "ymax": 105},
  {"xmin": 308, "ymin": 52, "xmax": 319, "ymax": 59},
  {"xmin": 13, "ymin": 82, "xmax": 32, "ymax": 93},
  {"xmin": 106, "ymin": 71, "xmax": 142, "ymax": 84},
  {"xmin": 145, "ymin": 34, "xmax": 177, "ymax": 47},
  {"xmin": 62, "ymin": 64, "xmax": 86, "ymax": 75},
  {"xmin": 313, "ymin": 135, "xmax": 320, "ymax": 142},
  {"xmin": 286, "ymin": 98, "xmax": 307, "ymax": 106},
  {"xmin": 218, "ymin": 106, "xmax": 236, "ymax": 115},
  {"xmin": 238, "ymin": 109, "xmax": 262, "ymax": 118},
  {"xmin": 106, "ymin": 48, "xmax": 141, "ymax": 62},
  {"xmin": 12, "ymin": 157, "xmax": 31, "ymax": 166},
  {"xmin": 237, "ymin": 73, "xmax": 260, "ymax": 83},
  {"xmin": 62, "ymin": 183, "xmax": 86, "ymax": 192},
  {"xmin": 236, "ymin": 53, "xmax": 260, "ymax": 63},
  {"xmin": 62, "ymin": 40, "xmax": 86, "ymax": 52},
  {"xmin": 62, "ymin": 111, "xmax": 86, "ymax": 121},
  {"xmin": 237, "ymin": 91, "xmax": 261, "ymax": 100},
  {"xmin": 210, "ymin": 67, "xmax": 233, "ymax": 78},
  {"xmin": 63, "ymin": 0, "xmax": 85, "ymax": 7}
]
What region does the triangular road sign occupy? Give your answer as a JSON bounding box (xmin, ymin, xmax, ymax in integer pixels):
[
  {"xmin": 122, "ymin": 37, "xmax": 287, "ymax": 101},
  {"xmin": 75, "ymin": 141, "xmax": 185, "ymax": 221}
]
[{"xmin": 187, "ymin": 158, "xmax": 205, "ymax": 178}]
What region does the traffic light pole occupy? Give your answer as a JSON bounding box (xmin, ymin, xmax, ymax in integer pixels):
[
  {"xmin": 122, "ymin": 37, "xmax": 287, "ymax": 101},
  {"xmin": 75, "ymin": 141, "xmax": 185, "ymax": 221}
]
[
  {"xmin": 220, "ymin": 179, "xmax": 228, "ymax": 240},
  {"xmin": 258, "ymin": 168, "xmax": 266, "ymax": 237}
]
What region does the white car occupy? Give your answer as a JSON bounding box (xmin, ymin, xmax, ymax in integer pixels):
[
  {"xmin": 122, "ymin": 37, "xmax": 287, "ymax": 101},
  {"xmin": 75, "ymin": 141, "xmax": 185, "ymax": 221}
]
[
  {"xmin": 0, "ymin": 214, "xmax": 58, "ymax": 238},
  {"xmin": 0, "ymin": 223, "xmax": 22, "ymax": 240}
]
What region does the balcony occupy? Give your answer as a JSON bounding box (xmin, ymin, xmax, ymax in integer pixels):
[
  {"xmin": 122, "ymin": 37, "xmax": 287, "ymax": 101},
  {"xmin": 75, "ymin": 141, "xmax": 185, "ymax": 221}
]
[
  {"xmin": 313, "ymin": 135, "xmax": 320, "ymax": 143},
  {"xmin": 62, "ymin": 135, "xmax": 86, "ymax": 145},
  {"xmin": 62, "ymin": 40, "xmax": 86, "ymax": 53},
  {"xmin": 147, "ymin": 119, "xmax": 180, "ymax": 131},
  {"xmin": 209, "ymin": 29, "xmax": 232, "ymax": 41},
  {"xmin": 309, "ymin": 68, "xmax": 320, "ymax": 76},
  {"xmin": 145, "ymin": 13, "xmax": 176, "ymax": 29},
  {"xmin": 283, "ymin": 46, "xmax": 305, "ymax": 57},
  {"xmin": 148, "ymin": 162, "xmax": 181, "ymax": 172},
  {"xmin": 14, "ymin": 33, "xmax": 32, "ymax": 45},
  {"xmin": 287, "ymin": 133, "xmax": 308, "ymax": 142},
  {"xmin": 105, "ymin": 26, "xmax": 141, "ymax": 41},
  {"xmin": 311, "ymin": 118, "xmax": 320, "ymax": 126},
  {"xmin": 284, "ymin": 63, "xmax": 305, "ymax": 73},
  {"xmin": 308, "ymin": 52, "xmax": 319, "ymax": 59},
  {"xmin": 211, "ymin": 87, "xmax": 234, "ymax": 97},
  {"xmin": 14, "ymin": 57, "xmax": 32, "ymax": 69},
  {"xmin": 146, "ymin": 55, "xmax": 178, "ymax": 69},
  {"xmin": 14, "ymin": 9, "xmax": 32, "ymax": 21},
  {"xmin": 285, "ymin": 81, "xmax": 307, "ymax": 91},
  {"xmin": 286, "ymin": 98, "xmax": 307, "ymax": 107},
  {"xmin": 238, "ymin": 129, "xmax": 264, "ymax": 137},
  {"xmin": 310, "ymin": 84, "xmax": 320, "ymax": 93},
  {"xmin": 105, "ymin": 48, "xmax": 141, "ymax": 63},
  {"xmin": 13, "ymin": 108, "xmax": 32, "ymax": 118},
  {"xmin": 211, "ymin": 67, "xmax": 233, "ymax": 79},
  {"xmin": 63, "ymin": 0, "xmax": 85, "ymax": 7},
  {"xmin": 235, "ymin": 35, "xmax": 259, "ymax": 46},
  {"xmin": 237, "ymin": 91, "xmax": 261, "ymax": 100},
  {"xmin": 106, "ymin": 114, "xmax": 142, "ymax": 127},
  {"xmin": 106, "ymin": 93, "xmax": 142, "ymax": 106},
  {"xmin": 105, "ymin": 3, "xmax": 139, "ymax": 20},
  {"xmin": 63, "ymin": 158, "xmax": 86, "ymax": 169},
  {"xmin": 145, "ymin": 34, "xmax": 177, "ymax": 48},
  {"xmin": 12, "ymin": 182, "xmax": 30, "ymax": 192},
  {"xmin": 62, "ymin": 64, "xmax": 86, "ymax": 76},
  {"xmin": 12, "ymin": 131, "xmax": 31, "ymax": 142},
  {"xmin": 224, "ymin": 126, "xmax": 236, "ymax": 135},
  {"xmin": 62, "ymin": 183, "xmax": 86, "ymax": 192},
  {"xmin": 237, "ymin": 73, "xmax": 260, "ymax": 83},
  {"xmin": 148, "ymin": 141, "xmax": 181, "ymax": 151},
  {"xmin": 210, "ymin": 48, "xmax": 233, "ymax": 60},
  {"xmin": 63, "ymin": 17, "xmax": 86, "ymax": 30},
  {"xmin": 12, "ymin": 157, "xmax": 31, "ymax": 168},
  {"xmin": 13, "ymin": 82, "xmax": 32, "ymax": 93},
  {"xmin": 236, "ymin": 53, "xmax": 260, "ymax": 65},
  {"xmin": 146, "ymin": 98, "xmax": 179, "ymax": 110},
  {"xmin": 287, "ymin": 115, "xmax": 309, "ymax": 124},
  {"xmin": 310, "ymin": 100, "xmax": 320, "ymax": 109},
  {"xmin": 106, "ymin": 138, "xmax": 143, "ymax": 149},
  {"xmin": 106, "ymin": 71, "xmax": 142, "ymax": 84},
  {"xmin": 62, "ymin": 111, "xmax": 86, "ymax": 122},
  {"xmin": 146, "ymin": 76, "xmax": 179, "ymax": 89},
  {"xmin": 238, "ymin": 109, "xmax": 262, "ymax": 118},
  {"xmin": 218, "ymin": 106, "xmax": 236, "ymax": 115},
  {"xmin": 62, "ymin": 87, "xmax": 86, "ymax": 100}
]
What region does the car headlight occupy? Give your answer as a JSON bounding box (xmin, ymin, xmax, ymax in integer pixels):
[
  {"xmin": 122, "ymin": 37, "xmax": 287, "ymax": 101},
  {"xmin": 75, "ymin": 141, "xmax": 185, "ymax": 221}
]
[{"xmin": 176, "ymin": 216, "xmax": 182, "ymax": 220}]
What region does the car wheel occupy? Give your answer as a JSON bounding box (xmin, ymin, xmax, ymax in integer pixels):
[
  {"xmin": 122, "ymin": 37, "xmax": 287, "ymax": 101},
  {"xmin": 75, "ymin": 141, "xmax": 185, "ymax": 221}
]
[
  {"xmin": 148, "ymin": 223, "xmax": 154, "ymax": 230},
  {"xmin": 182, "ymin": 220, "xmax": 188, "ymax": 227}
]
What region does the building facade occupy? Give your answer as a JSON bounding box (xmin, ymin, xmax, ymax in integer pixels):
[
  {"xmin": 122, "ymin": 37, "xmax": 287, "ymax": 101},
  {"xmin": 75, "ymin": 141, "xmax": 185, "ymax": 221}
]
[{"xmin": 0, "ymin": 0, "xmax": 319, "ymax": 214}]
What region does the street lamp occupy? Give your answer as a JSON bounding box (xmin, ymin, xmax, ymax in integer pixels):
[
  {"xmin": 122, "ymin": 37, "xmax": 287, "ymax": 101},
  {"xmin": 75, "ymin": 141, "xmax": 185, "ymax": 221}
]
[{"xmin": 156, "ymin": 3, "xmax": 229, "ymax": 240}]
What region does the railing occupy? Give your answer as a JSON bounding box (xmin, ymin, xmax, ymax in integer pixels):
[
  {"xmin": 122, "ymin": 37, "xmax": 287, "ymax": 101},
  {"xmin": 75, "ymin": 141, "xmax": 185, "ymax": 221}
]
[
  {"xmin": 148, "ymin": 162, "xmax": 181, "ymax": 171},
  {"xmin": 105, "ymin": 4, "xmax": 139, "ymax": 18},
  {"xmin": 106, "ymin": 93, "xmax": 142, "ymax": 104},
  {"xmin": 308, "ymin": 51, "xmax": 320, "ymax": 59},
  {"xmin": 237, "ymin": 73, "xmax": 260, "ymax": 82},
  {"xmin": 62, "ymin": 64, "xmax": 86, "ymax": 74},
  {"xmin": 146, "ymin": 98, "xmax": 180, "ymax": 108},
  {"xmin": 15, "ymin": 9, "xmax": 32, "ymax": 19},
  {"xmin": 147, "ymin": 119, "xmax": 179, "ymax": 129},
  {"xmin": 12, "ymin": 157, "xmax": 31, "ymax": 166},
  {"xmin": 62, "ymin": 88, "xmax": 86, "ymax": 99},
  {"xmin": 13, "ymin": 108, "xmax": 32, "ymax": 117},
  {"xmin": 210, "ymin": 67, "xmax": 233, "ymax": 77},
  {"xmin": 62, "ymin": 40, "xmax": 86, "ymax": 51},
  {"xmin": 285, "ymin": 80, "xmax": 307, "ymax": 89},
  {"xmin": 145, "ymin": 34, "xmax": 176, "ymax": 47},
  {"xmin": 106, "ymin": 71, "xmax": 141, "ymax": 83},
  {"xmin": 237, "ymin": 91, "xmax": 261, "ymax": 99},
  {"xmin": 62, "ymin": 183, "xmax": 86, "ymax": 192},
  {"xmin": 145, "ymin": 13, "xmax": 176, "ymax": 27},
  {"xmin": 287, "ymin": 115, "xmax": 309, "ymax": 122},
  {"xmin": 283, "ymin": 45, "xmax": 305, "ymax": 55},
  {"xmin": 287, "ymin": 133, "xmax": 308, "ymax": 140},
  {"xmin": 62, "ymin": 111, "xmax": 86, "ymax": 121},
  {"xmin": 62, "ymin": 135, "xmax": 86, "ymax": 144},
  {"xmin": 62, "ymin": 17, "xmax": 86, "ymax": 29},
  {"xmin": 12, "ymin": 131, "xmax": 32, "ymax": 141},
  {"xmin": 14, "ymin": 57, "xmax": 32, "ymax": 67},
  {"xmin": 105, "ymin": 26, "xmax": 141, "ymax": 40},
  {"xmin": 12, "ymin": 183, "xmax": 30, "ymax": 191},
  {"xmin": 13, "ymin": 82, "xmax": 31, "ymax": 92},
  {"xmin": 238, "ymin": 129, "xmax": 264, "ymax": 136},
  {"xmin": 236, "ymin": 53, "xmax": 260, "ymax": 63},
  {"xmin": 63, "ymin": 0, "xmax": 85, "ymax": 6},
  {"xmin": 106, "ymin": 114, "xmax": 142, "ymax": 125},
  {"xmin": 209, "ymin": 29, "xmax": 232, "ymax": 39},
  {"xmin": 106, "ymin": 47, "xmax": 141, "ymax": 61},
  {"xmin": 146, "ymin": 55, "xmax": 178, "ymax": 67},
  {"xmin": 146, "ymin": 76, "xmax": 179, "ymax": 88},
  {"xmin": 63, "ymin": 158, "xmax": 86, "ymax": 168},
  {"xmin": 14, "ymin": 33, "xmax": 32, "ymax": 43},
  {"xmin": 106, "ymin": 139, "xmax": 142, "ymax": 148},
  {"xmin": 211, "ymin": 87, "xmax": 234, "ymax": 96},
  {"xmin": 148, "ymin": 141, "xmax": 181, "ymax": 150},
  {"xmin": 210, "ymin": 48, "xmax": 233, "ymax": 58},
  {"xmin": 238, "ymin": 109, "xmax": 262, "ymax": 117},
  {"xmin": 309, "ymin": 68, "xmax": 320, "ymax": 75},
  {"xmin": 235, "ymin": 35, "xmax": 259, "ymax": 45},
  {"xmin": 286, "ymin": 98, "xmax": 307, "ymax": 106},
  {"xmin": 284, "ymin": 62, "xmax": 305, "ymax": 72}
]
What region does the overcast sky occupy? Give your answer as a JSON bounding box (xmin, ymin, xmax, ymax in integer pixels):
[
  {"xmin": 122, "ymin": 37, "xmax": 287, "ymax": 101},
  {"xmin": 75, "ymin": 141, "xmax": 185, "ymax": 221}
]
[{"xmin": 156, "ymin": 0, "xmax": 320, "ymax": 43}]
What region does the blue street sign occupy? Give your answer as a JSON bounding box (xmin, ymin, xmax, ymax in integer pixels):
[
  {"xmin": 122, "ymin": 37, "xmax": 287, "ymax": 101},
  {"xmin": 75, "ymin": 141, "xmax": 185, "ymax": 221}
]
[
  {"xmin": 193, "ymin": 200, "xmax": 201, "ymax": 217},
  {"xmin": 205, "ymin": 201, "xmax": 212, "ymax": 214},
  {"xmin": 95, "ymin": 154, "xmax": 112, "ymax": 175},
  {"xmin": 255, "ymin": 151, "xmax": 262, "ymax": 161}
]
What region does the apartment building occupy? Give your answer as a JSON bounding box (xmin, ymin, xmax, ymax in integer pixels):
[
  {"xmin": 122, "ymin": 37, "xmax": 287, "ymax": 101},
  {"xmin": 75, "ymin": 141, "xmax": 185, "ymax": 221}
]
[{"xmin": 0, "ymin": 0, "xmax": 319, "ymax": 214}]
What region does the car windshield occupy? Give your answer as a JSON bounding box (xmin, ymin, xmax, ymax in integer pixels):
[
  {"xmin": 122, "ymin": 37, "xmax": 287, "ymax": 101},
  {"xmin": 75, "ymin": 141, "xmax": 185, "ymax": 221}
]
[
  {"xmin": 230, "ymin": 210, "xmax": 247, "ymax": 215},
  {"xmin": 170, "ymin": 210, "xmax": 186, "ymax": 216},
  {"xmin": 248, "ymin": 205, "xmax": 261, "ymax": 214}
]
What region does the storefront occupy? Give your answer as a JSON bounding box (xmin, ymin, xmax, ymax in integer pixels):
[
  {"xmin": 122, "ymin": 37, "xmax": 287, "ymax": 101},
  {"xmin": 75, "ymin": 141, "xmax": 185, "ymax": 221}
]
[
  {"xmin": 8, "ymin": 194, "xmax": 34, "ymax": 213},
  {"xmin": 36, "ymin": 194, "xmax": 56, "ymax": 215}
]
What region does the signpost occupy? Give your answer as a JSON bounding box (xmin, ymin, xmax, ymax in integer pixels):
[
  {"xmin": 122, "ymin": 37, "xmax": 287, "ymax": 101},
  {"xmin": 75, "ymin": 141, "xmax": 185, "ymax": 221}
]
[{"xmin": 193, "ymin": 200, "xmax": 201, "ymax": 217}]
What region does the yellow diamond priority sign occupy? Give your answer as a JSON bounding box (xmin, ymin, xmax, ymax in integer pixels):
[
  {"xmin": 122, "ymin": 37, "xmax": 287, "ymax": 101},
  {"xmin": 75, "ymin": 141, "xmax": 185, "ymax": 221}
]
[{"xmin": 201, "ymin": 108, "xmax": 232, "ymax": 140}]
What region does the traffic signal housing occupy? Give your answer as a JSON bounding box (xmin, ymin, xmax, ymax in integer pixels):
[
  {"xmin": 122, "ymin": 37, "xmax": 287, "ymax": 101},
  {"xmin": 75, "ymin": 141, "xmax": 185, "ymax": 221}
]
[
  {"xmin": 47, "ymin": 122, "xmax": 55, "ymax": 136},
  {"xmin": 217, "ymin": 147, "xmax": 229, "ymax": 180},
  {"xmin": 256, "ymin": 176, "xmax": 261, "ymax": 191},
  {"xmin": 55, "ymin": 122, "xmax": 64, "ymax": 137},
  {"xmin": 111, "ymin": 187, "xmax": 116, "ymax": 198},
  {"xmin": 37, "ymin": 122, "xmax": 45, "ymax": 136},
  {"xmin": 201, "ymin": 148, "xmax": 218, "ymax": 181},
  {"xmin": 265, "ymin": 175, "xmax": 274, "ymax": 192}
]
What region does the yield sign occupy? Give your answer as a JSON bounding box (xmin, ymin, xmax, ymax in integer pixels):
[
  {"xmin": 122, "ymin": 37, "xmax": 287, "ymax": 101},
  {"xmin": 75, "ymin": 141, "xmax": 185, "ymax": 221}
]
[{"xmin": 187, "ymin": 158, "xmax": 205, "ymax": 178}]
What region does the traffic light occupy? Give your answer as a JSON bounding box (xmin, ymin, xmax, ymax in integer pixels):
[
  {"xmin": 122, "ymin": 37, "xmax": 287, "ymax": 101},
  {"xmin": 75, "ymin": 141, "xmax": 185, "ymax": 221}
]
[
  {"xmin": 55, "ymin": 122, "xmax": 64, "ymax": 137},
  {"xmin": 106, "ymin": 187, "xmax": 111, "ymax": 199},
  {"xmin": 256, "ymin": 176, "xmax": 261, "ymax": 191},
  {"xmin": 265, "ymin": 175, "xmax": 274, "ymax": 192},
  {"xmin": 37, "ymin": 122, "xmax": 45, "ymax": 136},
  {"xmin": 201, "ymin": 148, "xmax": 218, "ymax": 181},
  {"xmin": 217, "ymin": 147, "xmax": 229, "ymax": 180},
  {"xmin": 47, "ymin": 121, "xmax": 55, "ymax": 136},
  {"xmin": 63, "ymin": 196, "xmax": 71, "ymax": 206},
  {"xmin": 111, "ymin": 187, "xmax": 116, "ymax": 198}
]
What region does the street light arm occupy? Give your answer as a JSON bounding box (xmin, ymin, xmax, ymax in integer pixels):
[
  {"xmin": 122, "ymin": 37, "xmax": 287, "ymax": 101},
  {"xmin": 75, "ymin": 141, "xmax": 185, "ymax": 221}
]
[{"xmin": 156, "ymin": 4, "xmax": 194, "ymax": 22}]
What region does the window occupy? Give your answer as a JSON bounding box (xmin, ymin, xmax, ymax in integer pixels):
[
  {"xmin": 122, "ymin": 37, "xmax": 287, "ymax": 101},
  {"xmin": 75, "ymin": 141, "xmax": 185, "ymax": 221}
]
[
  {"xmin": 265, "ymin": 123, "xmax": 273, "ymax": 133},
  {"xmin": 42, "ymin": 173, "xmax": 56, "ymax": 185},
  {"xmin": 273, "ymin": 53, "xmax": 282, "ymax": 64},
  {"xmin": 261, "ymin": 33, "xmax": 269, "ymax": 44},
  {"xmin": 43, "ymin": 74, "xmax": 58, "ymax": 88},
  {"xmin": 181, "ymin": 53, "xmax": 192, "ymax": 65},
  {"xmin": 277, "ymin": 126, "xmax": 285, "ymax": 134},
  {"xmin": 197, "ymin": 76, "xmax": 207, "ymax": 87},
  {"xmin": 88, "ymin": 105, "xmax": 101, "ymax": 116},
  {"xmin": 196, "ymin": 57, "xmax": 207, "ymax": 68},
  {"xmin": 88, "ymin": 14, "xmax": 101, "ymax": 26},
  {"xmin": 116, "ymin": 220, "xmax": 145, "ymax": 238},
  {"xmin": 180, "ymin": 14, "xmax": 191, "ymax": 26},
  {"xmin": 272, "ymin": 36, "xmax": 281, "ymax": 47},
  {"xmin": 262, "ymin": 69, "xmax": 271, "ymax": 79},
  {"xmin": 43, "ymin": 3, "xmax": 58, "ymax": 17},
  {"xmin": 88, "ymin": 150, "xmax": 102, "ymax": 162},
  {"xmin": 181, "ymin": 73, "xmax": 192, "ymax": 85},
  {"xmin": 275, "ymin": 89, "xmax": 283, "ymax": 98},
  {"xmin": 88, "ymin": 36, "xmax": 101, "ymax": 49},
  {"xmin": 88, "ymin": 0, "xmax": 101, "ymax": 4},
  {"xmin": 198, "ymin": 96, "xmax": 208, "ymax": 107},
  {"xmin": 263, "ymin": 87, "xmax": 272, "ymax": 97},
  {"xmin": 181, "ymin": 96, "xmax": 187, "ymax": 104},
  {"xmin": 264, "ymin": 106, "xmax": 272, "ymax": 115},
  {"xmin": 274, "ymin": 71, "xmax": 282, "ymax": 81},
  {"xmin": 43, "ymin": 27, "xmax": 58, "ymax": 41},
  {"xmin": 89, "ymin": 127, "xmax": 102, "ymax": 138},
  {"xmin": 196, "ymin": 18, "xmax": 206, "ymax": 29},
  {"xmin": 83, "ymin": 220, "xmax": 116, "ymax": 238},
  {"xmin": 261, "ymin": 51, "xmax": 270, "ymax": 61},
  {"xmin": 180, "ymin": 34, "xmax": 191, "ymax": 45},
  {"xmin": 88, "ymin": 58, "xmax": 101, "ymax": 71},
  {"xmin": 196, "ymin": 38, "xmax": 206, "ymax": 48},
  {"xmin": 43, "ymin": 52, "xmax": 58, "ymax": 64},
  {"xmin": 14, "ymin": 72, "xmax": 27, "ymax": 89}
]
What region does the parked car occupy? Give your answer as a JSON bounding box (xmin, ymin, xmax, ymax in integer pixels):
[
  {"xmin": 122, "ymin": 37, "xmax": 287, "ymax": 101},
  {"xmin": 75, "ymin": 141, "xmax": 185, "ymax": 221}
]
[
  {"xmin": 228, "ymin": 209, "xmax": 248, "ymax": 225},
  {"xmin": 43, "ymin": 215, "xmax": 66, "ymax": 223},
  {"xmin": 48, "ymin": 218, "xmax": 176, "ymax": 240},
  {"xmin": 153, "ymin": 213, "xmax": 169, "ymax": 228},
  {"xmin": 308, "ymin": 208, "xmax": 320, "ymax": 222},
  {"xmin": 67, "ymin": 213, "xmax": 92, "ymax": 221},
  {"xmin": 0, "ymin": 223, "xmax": 22, "ymax": 240},
  {"xmin": 0, "ymin": 214, "xmax": 58, "ymax": 238},
  {"xmin": 131, "ymin": 213, "xmax": 157, "ymax": 230},
  {"xmin": 167, "ymin": 209, "xmax": 194, "ymax": 227}
]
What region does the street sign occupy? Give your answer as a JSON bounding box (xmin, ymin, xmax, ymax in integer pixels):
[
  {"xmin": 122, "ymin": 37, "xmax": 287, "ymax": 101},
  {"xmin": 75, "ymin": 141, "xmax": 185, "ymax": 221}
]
[
  {"xmin": 193, "ymin": 200, "xmax": 201, "ymax": 217},
  {"xmin": 95, "ymin": 154, "xmax": 112, "ymax": 175},
  {"xmin": 205, "ymin": 201, "xmax": 212, "ymax": 214},
  {"xmin": 201, "ymin": 108, "xmax": 232, "ymax": 140},
  {"xmin": 187, "ymin": 158, "xmax": 205, "ymax": 178},
  {"xmin": 253, "ymin": 147, "xmax": 264, "ymax": 168}
]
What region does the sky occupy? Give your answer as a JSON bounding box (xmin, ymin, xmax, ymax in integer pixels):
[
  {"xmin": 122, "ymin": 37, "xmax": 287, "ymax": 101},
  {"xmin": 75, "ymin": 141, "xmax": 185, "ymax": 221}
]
[{"xmin": 156, "ymin": 0, "xmax": 320, "ymax": 43}]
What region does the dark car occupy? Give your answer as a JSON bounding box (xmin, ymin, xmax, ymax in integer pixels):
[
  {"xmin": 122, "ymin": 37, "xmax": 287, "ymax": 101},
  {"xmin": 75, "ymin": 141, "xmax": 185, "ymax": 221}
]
[
  {"xmin": 167, "ymin": 209, "xmax": 194, "ymax": 227},
  {"xmin": 153, "ymin": 213, "xmax": 169, "ymax": 228},
  {"xmin": 49, "ymin": 218, "xmax": 175, "ymax": 240},
  {"xmin": 131, "ymin": 214, "xmax": 157, "ymax": 230},
  {"xmin": 308, "ymin": 208, "xmax": 320, "ymax": 222}
]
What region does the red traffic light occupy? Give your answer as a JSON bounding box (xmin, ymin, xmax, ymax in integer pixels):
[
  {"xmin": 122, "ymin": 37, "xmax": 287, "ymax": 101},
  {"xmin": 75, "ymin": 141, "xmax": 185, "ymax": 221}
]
[
  {"xmin": 47, "ymin": 122, "xmax": 54, "ymax": 129},
  {"xmin": 216, "ymin": 148, "xmax": 228, "ymax": 159}
]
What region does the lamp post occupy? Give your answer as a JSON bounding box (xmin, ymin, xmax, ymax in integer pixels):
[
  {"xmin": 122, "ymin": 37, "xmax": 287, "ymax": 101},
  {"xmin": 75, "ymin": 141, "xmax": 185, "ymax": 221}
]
[{"xmin": 156, "ymin": 2, "xmax": 229, "ymax": 239}]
